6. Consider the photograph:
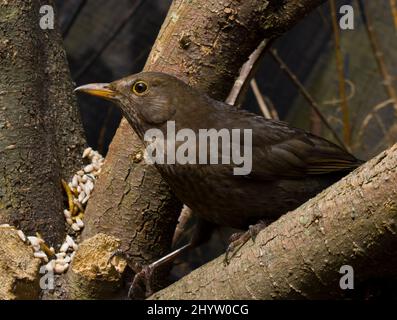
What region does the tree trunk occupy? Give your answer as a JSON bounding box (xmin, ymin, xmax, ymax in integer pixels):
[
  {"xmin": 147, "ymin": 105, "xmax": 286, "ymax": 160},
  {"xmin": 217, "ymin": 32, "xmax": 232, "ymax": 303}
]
[
  {"xmin": 81, "ymin": 120, "xmax": 181, "ymax": 265},
  {"xmin": 151, "ymin": 143, "xmax": 397, "ymax": 299},
  {"xmin": 0, "ymin": 0, "xmax": 86, "ymax": 245}
]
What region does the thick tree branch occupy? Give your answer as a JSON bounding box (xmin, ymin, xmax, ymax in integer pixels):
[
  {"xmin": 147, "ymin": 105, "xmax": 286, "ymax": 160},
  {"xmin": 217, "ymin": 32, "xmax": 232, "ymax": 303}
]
[
  {"xmin": 145, "ymin": 0, "xmax": 326, "ymax": 99},
  {"xmin": 151, "ymin": 144, "xmax": 397, "ymax": 299}
]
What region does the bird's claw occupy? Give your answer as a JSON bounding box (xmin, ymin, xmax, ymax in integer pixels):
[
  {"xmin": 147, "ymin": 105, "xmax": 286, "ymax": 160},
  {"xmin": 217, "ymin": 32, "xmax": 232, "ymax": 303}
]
[
  {"xmin": 107, "ymin": 249, "xmax": 156, "ymax": 299},
  {"xmin": 224, "ymin": 232, "xmax": 251, "ymax": 265},
  {"xmin": 224, "ymin": 220, "xmax": 268, "ymax": 265},
  {"xmin": 128, "ymin": 264, "xmax": 155, "ymax": 299}
]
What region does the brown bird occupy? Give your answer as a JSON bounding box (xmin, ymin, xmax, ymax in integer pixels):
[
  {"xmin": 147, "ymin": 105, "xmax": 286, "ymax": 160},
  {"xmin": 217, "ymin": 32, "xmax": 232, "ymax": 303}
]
[{"xmin": 75, "ymin": 72, "xmax": 362, "ymax": 297}]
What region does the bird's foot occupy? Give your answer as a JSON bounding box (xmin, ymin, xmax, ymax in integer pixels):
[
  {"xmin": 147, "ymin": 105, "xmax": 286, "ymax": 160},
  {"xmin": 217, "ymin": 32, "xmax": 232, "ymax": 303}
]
[
  {"xmin": 128, "ymin": 264, "xmax": 155, "ymax": 299},
  {"xmin": 224, "ymin": 220, "xmax": 268, "ymax": 265},
  {"xmin": 109, "ymin": 244, "xmax": 193, "ymax": 299}
]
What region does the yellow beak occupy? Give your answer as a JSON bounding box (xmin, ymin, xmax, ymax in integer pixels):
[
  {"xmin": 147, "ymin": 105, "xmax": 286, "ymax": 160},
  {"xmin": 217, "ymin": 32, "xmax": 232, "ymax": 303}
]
[{"xmin": 74, "ymin": 83, "xmax": 116, "ymax": 100}]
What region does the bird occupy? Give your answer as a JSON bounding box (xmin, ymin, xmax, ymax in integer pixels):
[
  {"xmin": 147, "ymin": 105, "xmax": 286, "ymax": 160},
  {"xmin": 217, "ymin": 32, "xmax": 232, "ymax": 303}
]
[{"xmin": 75, "ymin": 71, "xmax": 362, "ymax": 297}]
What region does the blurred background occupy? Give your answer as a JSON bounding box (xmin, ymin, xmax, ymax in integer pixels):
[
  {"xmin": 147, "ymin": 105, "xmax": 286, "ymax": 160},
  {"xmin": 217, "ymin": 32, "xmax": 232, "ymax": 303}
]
[{"xmin": 55, "ymin": 0, "xmax": 397, "ymax": 299}]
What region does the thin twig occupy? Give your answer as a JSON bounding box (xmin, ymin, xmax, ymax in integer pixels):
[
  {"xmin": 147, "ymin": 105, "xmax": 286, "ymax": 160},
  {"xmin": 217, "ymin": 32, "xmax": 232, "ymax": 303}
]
[
  {"xmin": 250, "ymin": 79, "xmax": 272, "ymax": 119},
  {"xmin": 62, "ymin": 0, "xmax": 87, "ymax": 38},
  {"xmin": 172, "ymin": 206, "xmax": 193, "ymax": 248},
  {"xmin": 356, "ymin": 99, "xmax": 395, "ymax": 147},
  {"xmin": 74, "ymin": 0, "xmax": 145, "ymax": 80},
  {"xmin": 330, "ymin": 0, "xmax": 351, "ymax": 146},
  {"xmin": 357, "ymin": 0, "xmax": 397, "ymax": 111},
  {"xmin": 390, "ymin": 0, "xmax": 397, "ymax": 32},
  {"xmin": 323, "ymin": 79, "xmax": 356, "ymax": 105},
  {"xmin": 226, "ymin": 39, "xmax": 274, "ymax": 107},
  {"xmin": 250, "ymin": 79, "xmax": 279, "ymax": 120},
  {"xmin": 269, "ymin": 49, "xmax": 346, "ymax": 150},
  {"xmin": 263, "ymin": 96, "xmax": 279, "ymax": 120}
]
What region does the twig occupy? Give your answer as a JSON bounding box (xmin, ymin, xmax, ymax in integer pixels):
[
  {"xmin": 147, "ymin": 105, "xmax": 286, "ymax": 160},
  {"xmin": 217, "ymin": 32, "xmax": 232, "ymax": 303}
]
[
  {"xmin": 356, "ymin": 99, "xmax": 395, "ymax": 147},
  {"xmin": 226, "ymin": 39, "xmax": 274, "ymax": 107},
  {"xmin": 322, "ymin": 79, "xmax": 356, "ymax": 105},
  {"xmin": 263, "ymin": 95, "xmax": 279, "ymax": 120},
  {"xmin": 172, "ymin": 206, "xmax": 193, "ymax": 248},
  {"xmin": 329, "ymin": 0, "xmax": 351, "ymax": 146},
  {"xmin": 269, "ymin": 49, "xmax": 346, "ymax": 150},
  {"xmin": 73, "ymin": 0, "xmax": 145, "ymax": 80},
  {"xmin": 357, "ymin": 0, "xmax": 397, "ymax": 112},
  {"xmin": 390, "ymin": 0, "xmax": 397, "ymax": 32},
  {"xmin": 250, "ymin": 79, "xmax": 272, "ymax": 119},
  {"xmin": 62, "ymin": 0, "xmax": 87, "ymax": 39}
]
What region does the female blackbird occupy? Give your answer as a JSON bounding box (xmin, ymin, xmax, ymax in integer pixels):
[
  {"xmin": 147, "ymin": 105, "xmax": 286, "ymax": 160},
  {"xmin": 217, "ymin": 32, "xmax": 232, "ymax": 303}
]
[
  {"xmin": 76, "ymin": 71, "xmax": 361, "ymax": 226},
  {"xmin": 76, "ymin": 72, "xmax": 362, "ymax": 296}
]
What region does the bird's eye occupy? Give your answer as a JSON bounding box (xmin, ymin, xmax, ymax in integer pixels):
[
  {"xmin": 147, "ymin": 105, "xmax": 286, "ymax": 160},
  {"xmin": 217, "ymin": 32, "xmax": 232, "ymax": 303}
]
[{"xmin": 132, "ymin": 81, "xmax": 149, "ymax": 96}]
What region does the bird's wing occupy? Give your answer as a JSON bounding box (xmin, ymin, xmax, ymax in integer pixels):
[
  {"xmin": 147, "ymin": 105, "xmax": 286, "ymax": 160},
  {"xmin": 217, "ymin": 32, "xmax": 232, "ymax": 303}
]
[{"xmin": 213, "ymin": 109, "xmax": 361, "ymax": 180}]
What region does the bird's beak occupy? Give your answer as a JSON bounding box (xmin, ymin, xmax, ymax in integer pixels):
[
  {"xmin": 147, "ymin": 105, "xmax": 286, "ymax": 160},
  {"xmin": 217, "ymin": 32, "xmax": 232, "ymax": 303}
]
[{"xmin": 74, "ymin": 83, "xmax": 117, "ymax": 100}]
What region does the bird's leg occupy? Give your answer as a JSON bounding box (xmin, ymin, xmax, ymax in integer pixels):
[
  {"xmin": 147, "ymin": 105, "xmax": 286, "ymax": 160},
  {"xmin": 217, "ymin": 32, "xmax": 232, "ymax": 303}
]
[
  {"xmin": 224, "ymin": 220, "xmax": 269, "ymax": 265},
  {"xmin": 109, "ymin": 246, "xmax": 191, "ymax": 299},
  {"xmin": 109, "ymin": 245, "xmax": 193, "ymax": 299},
  {"xmin": 110, "ymin": 218, "xmax": 216, "ymax": 299},
  {"xmin": 127, "ymin": 243, "xmax": 193, "ymax": 299}
]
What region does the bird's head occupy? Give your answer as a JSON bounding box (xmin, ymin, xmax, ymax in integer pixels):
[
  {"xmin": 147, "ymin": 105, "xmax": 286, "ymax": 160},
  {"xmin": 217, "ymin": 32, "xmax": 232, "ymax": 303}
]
[{"xmin": 75, "ymin": 72, "xmax": 192, "ymax": 137}]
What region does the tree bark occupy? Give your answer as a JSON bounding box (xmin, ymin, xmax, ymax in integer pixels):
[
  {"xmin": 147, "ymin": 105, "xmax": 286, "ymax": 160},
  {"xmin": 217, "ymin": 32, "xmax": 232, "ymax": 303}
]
[
  {"xmin": 0, "ymin": 0, "xmax": 86, "ymax": 245},
  {"xmin": 81, "ymin": 0, "xmax": 327, "ymax": 276},
  {"xmin": 151, "ymin": 144, "xmax": 397, "ymax": 299},
  {"xmin": 42, "ymin": 9, "xmax": 87, "ymax": 179},
  {"xmin": 0, "ymin": 226, "xmax": 41, "ymax": 300},
  {"xmin": 66, "ymin": 233, "xmax": 128, "ymax": 300},
  {"xmin": 82, "ymin": 121, "xmax": 181, "ymax": 265}
]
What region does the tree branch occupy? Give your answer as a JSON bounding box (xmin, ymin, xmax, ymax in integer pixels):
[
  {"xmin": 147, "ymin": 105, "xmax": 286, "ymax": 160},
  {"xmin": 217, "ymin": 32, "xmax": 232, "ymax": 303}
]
[
  {"xmin": 225, "ymin": 39, "xmax": 272, "ymax": 107},
  {"xmin": 151, "ymin": 144, "xmax": 397, "ymax": 299}
]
